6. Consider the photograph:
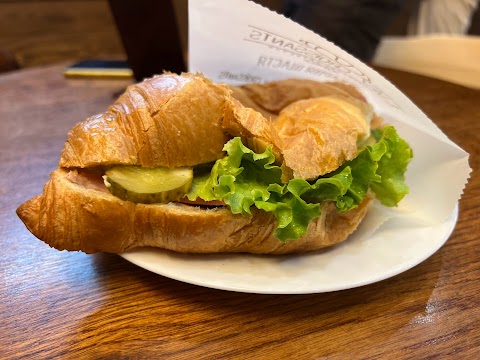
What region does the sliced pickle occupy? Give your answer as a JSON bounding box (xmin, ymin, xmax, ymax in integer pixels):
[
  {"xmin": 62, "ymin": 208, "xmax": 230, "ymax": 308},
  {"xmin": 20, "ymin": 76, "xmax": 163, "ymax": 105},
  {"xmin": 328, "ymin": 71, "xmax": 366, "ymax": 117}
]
[{"xmin": 103, "ymin": 166, "xmax": 193, "ymax": 204}]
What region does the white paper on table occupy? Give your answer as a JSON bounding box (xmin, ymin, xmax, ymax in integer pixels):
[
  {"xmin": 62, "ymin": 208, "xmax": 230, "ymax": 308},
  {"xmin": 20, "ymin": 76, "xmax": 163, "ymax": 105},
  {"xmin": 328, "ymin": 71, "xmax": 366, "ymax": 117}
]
[{"xmin": 188, "ymin": 0, "xmax": 471, "ymax": 228}]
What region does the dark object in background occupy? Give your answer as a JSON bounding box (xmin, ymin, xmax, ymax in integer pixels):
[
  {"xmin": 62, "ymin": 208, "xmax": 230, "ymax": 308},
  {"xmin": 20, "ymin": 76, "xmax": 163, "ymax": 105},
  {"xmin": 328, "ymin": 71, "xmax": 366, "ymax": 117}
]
[
  {"xmin": 0, "ymin": 48, "xmax": 20, "ymax": 74},
  {"xmin": 282, "ymin": 0, "xmax": 405, "ymax": 62},
  {"xmin": 64, "ymin": 60, "xmax": 133, "ymax": 79},
  {"xmin": 468, "ymin": 4, "xmax": 480, "ymax": 35},
  {"xmin": 108, "ymin": 0, "xmax": 186, "ymax": 81}
]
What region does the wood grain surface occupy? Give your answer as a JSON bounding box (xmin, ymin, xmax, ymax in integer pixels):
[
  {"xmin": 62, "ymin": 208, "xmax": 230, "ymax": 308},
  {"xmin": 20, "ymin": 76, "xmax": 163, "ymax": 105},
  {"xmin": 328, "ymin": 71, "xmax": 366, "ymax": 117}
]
[{"xmin": 1, "ymin": 64, "xmax": 479, "ymax": 359}]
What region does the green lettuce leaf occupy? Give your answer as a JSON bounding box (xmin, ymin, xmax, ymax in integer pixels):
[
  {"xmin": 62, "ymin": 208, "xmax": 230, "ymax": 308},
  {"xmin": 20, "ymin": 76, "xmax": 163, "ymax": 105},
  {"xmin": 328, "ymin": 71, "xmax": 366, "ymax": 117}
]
[
  {"xmin": 187, "ymin": 126, "xmax": 412, "ymax": 242},
  {"xmin": 369, "ymin": 126, "xmax": 413, "ymax": 206}
]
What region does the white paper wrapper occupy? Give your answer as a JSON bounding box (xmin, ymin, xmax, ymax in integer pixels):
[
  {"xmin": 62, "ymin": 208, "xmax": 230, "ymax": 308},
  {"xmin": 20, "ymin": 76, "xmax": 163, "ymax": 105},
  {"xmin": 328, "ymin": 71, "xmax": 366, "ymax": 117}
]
[{"xmin": 188, "ymin": 0, "xmax": 471, "ymax": 226}]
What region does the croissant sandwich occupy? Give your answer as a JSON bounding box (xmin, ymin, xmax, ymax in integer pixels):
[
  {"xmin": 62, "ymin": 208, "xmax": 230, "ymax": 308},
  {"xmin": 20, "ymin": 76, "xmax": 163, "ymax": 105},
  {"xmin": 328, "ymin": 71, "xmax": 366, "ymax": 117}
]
[{"xmin": 16, "ymin": 73, "xmax": 413, "ymax": 254}]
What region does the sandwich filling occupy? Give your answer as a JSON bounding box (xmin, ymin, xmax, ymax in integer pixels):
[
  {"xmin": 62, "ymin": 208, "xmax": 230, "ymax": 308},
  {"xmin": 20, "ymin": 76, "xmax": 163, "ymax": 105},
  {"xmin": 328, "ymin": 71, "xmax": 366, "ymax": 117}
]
[
  {"xmin": 100, "ymin": 125, "xmax": 412, "ymax": 242},
  {"xmin": 186, "ymin": 126, "xmax": 411, "ymax": 241}
]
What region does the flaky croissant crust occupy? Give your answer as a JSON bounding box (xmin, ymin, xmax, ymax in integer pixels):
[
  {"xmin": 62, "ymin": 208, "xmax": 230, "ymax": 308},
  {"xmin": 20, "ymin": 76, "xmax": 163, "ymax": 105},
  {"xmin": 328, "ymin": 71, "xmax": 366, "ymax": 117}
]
[{"xmin": 60, "ymin": 73, "xmax": 231, "ymax": 169}]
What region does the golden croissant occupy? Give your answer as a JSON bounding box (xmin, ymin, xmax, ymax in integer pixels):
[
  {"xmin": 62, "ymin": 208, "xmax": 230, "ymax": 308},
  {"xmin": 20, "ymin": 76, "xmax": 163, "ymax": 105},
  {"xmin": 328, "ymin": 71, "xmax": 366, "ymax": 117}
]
[{"xmin": 17, "ymin": 73, "xmax": 412, "ymax": 254}]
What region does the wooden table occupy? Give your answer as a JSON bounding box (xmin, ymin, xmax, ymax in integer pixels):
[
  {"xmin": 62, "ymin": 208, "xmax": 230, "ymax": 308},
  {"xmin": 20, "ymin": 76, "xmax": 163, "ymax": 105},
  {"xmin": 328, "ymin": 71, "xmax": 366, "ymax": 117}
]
[{"xmin": 1, "ymin": 64, "xmax": 479, "ymax": 359}]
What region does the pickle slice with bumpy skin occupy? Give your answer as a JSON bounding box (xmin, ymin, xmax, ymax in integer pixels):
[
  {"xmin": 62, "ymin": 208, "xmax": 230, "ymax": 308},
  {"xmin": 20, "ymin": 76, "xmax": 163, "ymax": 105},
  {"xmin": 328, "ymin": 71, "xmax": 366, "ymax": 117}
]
[{"xmin": 103, "ymin": 166, "xmax": 193, "ymax": 204}]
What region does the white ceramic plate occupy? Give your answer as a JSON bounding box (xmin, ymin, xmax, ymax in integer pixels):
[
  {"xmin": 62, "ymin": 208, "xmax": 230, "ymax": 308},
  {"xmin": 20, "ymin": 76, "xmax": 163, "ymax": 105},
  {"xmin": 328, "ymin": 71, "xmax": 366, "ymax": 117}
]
[{"xmin": 120, "ymin": 203, "xmax": 458, "ymax": 294}]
